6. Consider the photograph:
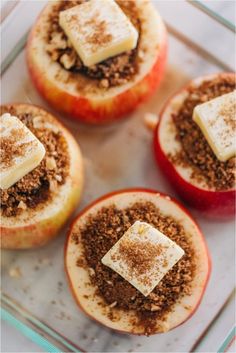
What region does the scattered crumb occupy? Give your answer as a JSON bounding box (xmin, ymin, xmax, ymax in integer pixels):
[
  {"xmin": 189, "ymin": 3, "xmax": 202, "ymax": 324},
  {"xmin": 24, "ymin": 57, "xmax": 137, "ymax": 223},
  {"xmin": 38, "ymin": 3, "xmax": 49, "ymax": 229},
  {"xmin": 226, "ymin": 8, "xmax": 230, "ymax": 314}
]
[
  {"xmin": 9, "ymin": 266, "xmax": 22, "ymax": 278},
  {"xmin": 143, "ymin": 112, "xmax": 159, "ymax": 131}
]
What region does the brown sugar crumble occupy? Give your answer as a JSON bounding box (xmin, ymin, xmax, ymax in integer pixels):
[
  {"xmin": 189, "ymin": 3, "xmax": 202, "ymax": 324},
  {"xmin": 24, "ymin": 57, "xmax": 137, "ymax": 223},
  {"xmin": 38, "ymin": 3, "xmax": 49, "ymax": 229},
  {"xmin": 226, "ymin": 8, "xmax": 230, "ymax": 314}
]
[
  {"xmin": 170, "ymin": 75, "xmax": 236, "ymax": 190},
  {"xmin": 0, "ymin": 106, "xmax": 69, "ymax": 217},
  {"xmin": 46, "ymin": 0, "xmax": 141, "ymax": 88},
  {"xmin": 74, "ymin": 201, "xmax": 195, "ymax": 335}
]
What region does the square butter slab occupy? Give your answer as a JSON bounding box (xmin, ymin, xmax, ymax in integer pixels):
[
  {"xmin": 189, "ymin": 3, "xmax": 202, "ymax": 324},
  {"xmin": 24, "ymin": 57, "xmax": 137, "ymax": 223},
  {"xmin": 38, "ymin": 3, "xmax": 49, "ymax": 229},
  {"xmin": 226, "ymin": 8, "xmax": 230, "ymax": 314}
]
[
  {"xmin": 59, "ymin": 0, "xmax": 138, "ymax": 67},
  {"xmin": 193, "ymin": 91, "xmax": 236, "ymax": 162},
  {"xmin": 0, "ymin": 113, "xmax": 45, "ymax": 189},
  {"xmin": 102, "ymin": 221, "xmax": 185, "ymax": 296}
]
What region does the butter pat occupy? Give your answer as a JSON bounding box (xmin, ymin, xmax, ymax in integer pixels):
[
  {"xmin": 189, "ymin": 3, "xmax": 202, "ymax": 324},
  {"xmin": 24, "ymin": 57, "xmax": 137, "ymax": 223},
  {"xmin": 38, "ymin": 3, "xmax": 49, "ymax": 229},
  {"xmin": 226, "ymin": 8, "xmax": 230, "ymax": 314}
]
[
  {"xmin": 102, "ymin": 221, "xmax": 185, "ymax": 296},
  {"xmin": 59, "ymin": 0, "xmax": 138, "ymax": 67},
  {"xmin": 193, "ymin": 91, "xmax": 236, "ymax": 162},
  {"xmin": 0, "ymin": 113, "xmax": 46, "ymax": 189}
]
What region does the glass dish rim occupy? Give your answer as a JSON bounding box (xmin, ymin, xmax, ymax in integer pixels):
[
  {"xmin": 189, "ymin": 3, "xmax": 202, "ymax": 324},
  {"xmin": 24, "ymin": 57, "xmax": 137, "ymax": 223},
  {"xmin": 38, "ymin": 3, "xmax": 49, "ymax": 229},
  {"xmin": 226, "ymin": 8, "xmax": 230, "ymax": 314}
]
[{"xmin": 1, "ymin": 1, "xmax": 235, "ymax": 352}]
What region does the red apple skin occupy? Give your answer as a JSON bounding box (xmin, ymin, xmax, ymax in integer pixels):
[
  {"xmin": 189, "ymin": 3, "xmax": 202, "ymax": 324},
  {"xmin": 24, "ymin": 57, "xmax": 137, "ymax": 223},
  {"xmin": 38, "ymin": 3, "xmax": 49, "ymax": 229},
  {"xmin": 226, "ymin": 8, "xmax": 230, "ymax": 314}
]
[
  {"xmin": 1, "ymin": 103, "xmax": 84, "ymax": 249},
  {"xmin": 153, "ymin": 80, "xmax": 235, "ymax": 220},
  {"xmin": 26, "ymin": 23, "xmax": 167, "ymax": 125},
  {"xmin": 65, "ymin": 188, "xmax": 211, "ymax": 335}
]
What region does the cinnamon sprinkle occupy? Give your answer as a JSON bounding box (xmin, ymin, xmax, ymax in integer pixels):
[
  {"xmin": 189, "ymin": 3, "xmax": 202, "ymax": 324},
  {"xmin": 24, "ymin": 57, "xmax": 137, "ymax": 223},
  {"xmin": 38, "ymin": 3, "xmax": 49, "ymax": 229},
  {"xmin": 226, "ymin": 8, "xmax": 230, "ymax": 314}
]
[
  {"xmin": 118, "ymin": 239, "xmax": 163, "ymax": 276},
  {"xmin": 0, "ymin": 128, "xmax": 30, "ymax": 169}
]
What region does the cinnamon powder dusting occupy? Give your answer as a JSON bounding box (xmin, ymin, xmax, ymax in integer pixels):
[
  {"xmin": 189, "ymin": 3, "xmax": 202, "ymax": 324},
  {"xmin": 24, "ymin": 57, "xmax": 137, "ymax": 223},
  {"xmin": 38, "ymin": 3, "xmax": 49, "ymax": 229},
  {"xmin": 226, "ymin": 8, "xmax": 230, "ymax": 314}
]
[
  {"xmin": 0, "ymin": 128, "xmax": 30, "ymax": 169},
  {"xmin": 118, "ymin": 239, "xmax": 163, "ymax": 276},
  {"xmin": 84, "ymin": 17, "xmax": 113, "ymax": 49},
  {"xmin": 220, "ymin": 95, "xmax": 236, "ymax": 130}
]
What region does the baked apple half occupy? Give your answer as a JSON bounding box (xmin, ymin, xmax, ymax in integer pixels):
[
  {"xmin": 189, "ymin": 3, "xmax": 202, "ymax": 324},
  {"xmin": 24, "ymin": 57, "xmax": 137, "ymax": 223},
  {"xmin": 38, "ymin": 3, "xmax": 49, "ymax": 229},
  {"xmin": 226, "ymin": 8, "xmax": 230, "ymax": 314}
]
[
  {"xmin": 154, "ymin": 73, "xmax": 235, "ymax": 219},
  {"xmin": 65, "ymin": 189, "xmax": 210, "ymax": 335},
  {"xmin": 27, "ymin": 0, "xmax": 167, "ymax": 125},
  {"xmin": 0, "ymin": 104, "xmax": 84, "ymax": 249}
]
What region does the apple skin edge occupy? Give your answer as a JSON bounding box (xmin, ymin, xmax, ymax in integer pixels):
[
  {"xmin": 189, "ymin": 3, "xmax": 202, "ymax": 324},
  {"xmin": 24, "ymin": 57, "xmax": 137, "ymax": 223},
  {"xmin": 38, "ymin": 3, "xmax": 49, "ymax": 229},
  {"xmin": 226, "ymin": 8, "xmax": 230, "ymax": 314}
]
[
  {"xmin": 65, "ymin": 188, "xmax": 211, "ymax": 335},
  {"xmin": 1, "ymin": 178, "xmax": 83, "ymax": 249},
  {"xmin": 153, "ymin": 82, "xmax": 235, "ymax": 220},
  {"xmin": 0, "ymin": 103, "xmax": 84, "ymax": 249},
  {"xmin": 26, "ymin": 25, "xmax": 167, "ymax": 125}
]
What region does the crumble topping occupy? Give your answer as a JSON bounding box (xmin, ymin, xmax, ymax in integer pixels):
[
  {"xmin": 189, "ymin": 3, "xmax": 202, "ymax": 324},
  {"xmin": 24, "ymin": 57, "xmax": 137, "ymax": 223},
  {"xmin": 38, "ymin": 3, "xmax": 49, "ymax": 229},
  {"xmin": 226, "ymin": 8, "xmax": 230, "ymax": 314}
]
[
  {"xmin": 46, "ymin": 0, "xmax": 141, "ymax": 88},
  {"xmin": 73, "ymin": 201, "xmax": 195, "ymax": 335},
  {"xmin": 170, "ymin": 75, "xmax": 236, "ymax": 190},
  {"xmin": 0, "ymin": 106, "xmax": 70, "ymax": 217}
]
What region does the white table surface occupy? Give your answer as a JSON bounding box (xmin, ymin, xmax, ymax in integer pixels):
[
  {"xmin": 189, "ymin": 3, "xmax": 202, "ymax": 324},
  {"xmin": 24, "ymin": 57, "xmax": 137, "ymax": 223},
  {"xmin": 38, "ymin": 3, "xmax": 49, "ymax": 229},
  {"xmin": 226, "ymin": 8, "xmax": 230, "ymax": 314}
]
[{"xmin": 1, "ymin": 1, "xmax": 235, "ymax": 352}]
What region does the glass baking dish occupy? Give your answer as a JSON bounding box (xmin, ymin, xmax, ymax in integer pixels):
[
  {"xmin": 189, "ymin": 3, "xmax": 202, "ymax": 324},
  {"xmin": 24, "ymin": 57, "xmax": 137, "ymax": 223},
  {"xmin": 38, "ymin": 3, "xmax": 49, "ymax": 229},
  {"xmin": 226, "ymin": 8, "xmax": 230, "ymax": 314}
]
[{"xmin": 1, "ymin": 1, "xmax": 235, "ymax": 352}]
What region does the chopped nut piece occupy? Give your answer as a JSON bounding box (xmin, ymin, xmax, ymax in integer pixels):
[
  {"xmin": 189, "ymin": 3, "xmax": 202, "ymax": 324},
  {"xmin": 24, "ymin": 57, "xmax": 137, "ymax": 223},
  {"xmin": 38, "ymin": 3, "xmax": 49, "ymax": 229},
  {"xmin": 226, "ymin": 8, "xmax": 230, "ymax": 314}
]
[
  {"xmin": 33, "ymin": 116, "xmax": 44, "ymax": 129},
  {"xmin": 46, "ymin": 44, "xmax": 60, "ymax": 61},
  {"xmin": 100, "ymin": 79, "xmax": 109, "ymax": 89},
  {"xmin": 50, "ymin": 32, "xmax": 67, "ymax": 49},
  {"xmin": 46, "ymin": 157, "xmax": 57, "ymax": 170},
  {"xmin": 88, "ymin": 267, "xmax": 95, "ymax": 276},
  {"xmin": 17, "ymin": 200, "xmax": 27, "ymax": 210},
  {"xmin": 49, "ymin": 179, "xmax": 58, "ymax": 192},
  {"xmin": 150, "ymin": 304, "xmax": 160, "ymax": 311},
  {"xmin": 59, "ymin": 52, "xmax": 76, "ymax": 70},
  {"xmin": 55, "ymin": 174, "xmax": 62, "ymax": 182}
]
